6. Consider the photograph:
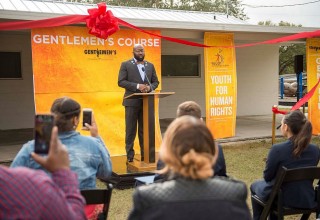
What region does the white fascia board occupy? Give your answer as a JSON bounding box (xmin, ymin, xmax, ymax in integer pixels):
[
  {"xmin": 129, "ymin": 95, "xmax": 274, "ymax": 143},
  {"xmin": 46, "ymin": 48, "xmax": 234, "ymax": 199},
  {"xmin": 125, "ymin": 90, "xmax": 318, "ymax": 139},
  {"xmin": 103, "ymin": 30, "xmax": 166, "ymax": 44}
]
[
  {"xmin": 0, "ymin": 10, "xmax": 65, "ymax": 20},
  {"xmin": 124, "ymin": 18, "xmax": 319, "ymax": 34}
]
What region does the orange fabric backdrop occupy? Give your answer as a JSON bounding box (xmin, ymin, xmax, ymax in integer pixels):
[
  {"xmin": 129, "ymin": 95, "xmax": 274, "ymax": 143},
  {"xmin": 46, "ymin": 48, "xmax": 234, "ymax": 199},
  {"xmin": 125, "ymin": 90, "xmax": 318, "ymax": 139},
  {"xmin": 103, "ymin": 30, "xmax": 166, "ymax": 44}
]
[
  {"xmin": 306, "ymin": 38, "xmax": 320, "ymax": 135},
  {"xmin": 204, "ymin": 33, "xmax": 237, "ymax": 139},
  {"xmin": 31, "ymin": 26, "xmax": 162, "ymax": 156}
]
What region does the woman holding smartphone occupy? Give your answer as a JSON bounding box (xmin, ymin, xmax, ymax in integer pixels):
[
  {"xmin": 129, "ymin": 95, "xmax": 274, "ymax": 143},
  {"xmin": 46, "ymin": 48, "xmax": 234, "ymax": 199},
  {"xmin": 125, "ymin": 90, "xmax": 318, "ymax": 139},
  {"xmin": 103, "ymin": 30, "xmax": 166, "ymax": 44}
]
[
  {"xmin": 12, "ymin": 96, "xmax": 112, "ymax": 189},
  {"xmin": 11, "ymin": 97, "xmax": 112, "ymax": 219}
]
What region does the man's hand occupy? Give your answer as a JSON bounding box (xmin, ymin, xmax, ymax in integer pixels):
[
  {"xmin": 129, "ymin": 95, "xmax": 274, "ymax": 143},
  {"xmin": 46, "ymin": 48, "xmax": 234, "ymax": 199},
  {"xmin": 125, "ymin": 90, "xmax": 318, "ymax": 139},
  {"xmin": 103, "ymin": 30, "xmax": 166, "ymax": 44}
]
[
  {"xmin": 138, "ymin": 84, "xmax": 147, "ymax": 93},
  {"xmin": 31, "ymin": 126, "xmax": 70, "ymax": 172},
  {"xmin": 82, "ymin": 112, "xmax": 99, "ymax": 137}
]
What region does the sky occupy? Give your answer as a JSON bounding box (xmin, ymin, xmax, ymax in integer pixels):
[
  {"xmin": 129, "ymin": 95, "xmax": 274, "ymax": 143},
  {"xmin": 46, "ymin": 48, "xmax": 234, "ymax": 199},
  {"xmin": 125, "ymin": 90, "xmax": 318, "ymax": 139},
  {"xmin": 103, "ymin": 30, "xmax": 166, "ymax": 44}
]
[{"xmin": 241, "ymin": 0, "xmax": 320, "ymax": 28}]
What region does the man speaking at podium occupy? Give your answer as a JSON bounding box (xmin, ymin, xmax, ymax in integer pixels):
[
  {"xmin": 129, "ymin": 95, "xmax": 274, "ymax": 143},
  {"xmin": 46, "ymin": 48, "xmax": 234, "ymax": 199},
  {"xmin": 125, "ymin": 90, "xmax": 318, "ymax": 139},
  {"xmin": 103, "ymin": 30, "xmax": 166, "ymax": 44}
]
[{"xmin": 118, "ymin": 44, "xmax": 159, "ymax": 163}]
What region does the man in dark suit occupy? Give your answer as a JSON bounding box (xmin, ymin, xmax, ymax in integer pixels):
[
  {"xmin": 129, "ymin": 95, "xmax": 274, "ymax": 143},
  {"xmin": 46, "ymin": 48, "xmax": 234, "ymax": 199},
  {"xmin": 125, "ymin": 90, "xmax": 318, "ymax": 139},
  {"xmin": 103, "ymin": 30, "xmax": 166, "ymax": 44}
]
[{"xmin": 118, "ymin": 44, "xmax": 159, "ymax": 163}]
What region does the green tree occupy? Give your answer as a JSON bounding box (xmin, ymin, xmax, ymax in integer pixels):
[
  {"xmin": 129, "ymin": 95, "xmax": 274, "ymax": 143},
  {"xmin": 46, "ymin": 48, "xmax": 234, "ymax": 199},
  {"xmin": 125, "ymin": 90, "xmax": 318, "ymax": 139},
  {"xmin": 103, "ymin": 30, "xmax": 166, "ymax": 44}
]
[
  {"xmin": 259, "ymin": 20, "xmax": 305, "ymax": 75},
  {"xmin": 258, "ymin": 20, "xmax": 276, "ymax": 26},
  {"xmin": 173, "ymin": 0, "xmax": 247, "ymax": 20},
  {"xmin": 74, "ymin": 0, "xmax": 247, "ymax": 20},
  {"xmin": 103, "ymin": 0, "xmax": 169, "ymax": 8}
]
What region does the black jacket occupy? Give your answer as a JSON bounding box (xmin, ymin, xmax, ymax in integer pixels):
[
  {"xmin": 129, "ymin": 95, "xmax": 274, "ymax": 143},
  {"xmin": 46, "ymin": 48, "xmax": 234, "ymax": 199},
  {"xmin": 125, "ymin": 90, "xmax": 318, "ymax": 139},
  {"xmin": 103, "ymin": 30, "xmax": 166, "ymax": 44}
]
[{"xmin": 128, "ymin": 177, "xmax": 251, "ymax": 220}]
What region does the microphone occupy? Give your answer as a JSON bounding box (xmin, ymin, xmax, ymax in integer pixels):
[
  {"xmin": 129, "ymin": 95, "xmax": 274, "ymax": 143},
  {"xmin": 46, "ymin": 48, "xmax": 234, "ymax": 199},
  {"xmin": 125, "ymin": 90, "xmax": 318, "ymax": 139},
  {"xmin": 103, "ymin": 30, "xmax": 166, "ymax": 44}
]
[{"xmin": 141, "ymin": 67, "xmax": 154, "ymax": 92}]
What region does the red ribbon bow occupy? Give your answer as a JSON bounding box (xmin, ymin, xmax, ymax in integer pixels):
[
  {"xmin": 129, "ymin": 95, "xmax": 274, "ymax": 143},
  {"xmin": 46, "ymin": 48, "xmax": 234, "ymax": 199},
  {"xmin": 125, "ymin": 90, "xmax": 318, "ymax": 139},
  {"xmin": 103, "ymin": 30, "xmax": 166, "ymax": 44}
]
[{"xmin": 86, "ymin": 3, "xmax": 120, "ymax": 39}]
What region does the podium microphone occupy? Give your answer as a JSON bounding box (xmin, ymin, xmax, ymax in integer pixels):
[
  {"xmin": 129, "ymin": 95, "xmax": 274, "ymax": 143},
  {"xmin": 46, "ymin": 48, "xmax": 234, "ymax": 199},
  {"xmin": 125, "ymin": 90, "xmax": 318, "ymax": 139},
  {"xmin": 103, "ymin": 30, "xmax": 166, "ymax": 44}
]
[{"xmin": 142, "ymin": 67, "xmax": 154, "ymax": 92}]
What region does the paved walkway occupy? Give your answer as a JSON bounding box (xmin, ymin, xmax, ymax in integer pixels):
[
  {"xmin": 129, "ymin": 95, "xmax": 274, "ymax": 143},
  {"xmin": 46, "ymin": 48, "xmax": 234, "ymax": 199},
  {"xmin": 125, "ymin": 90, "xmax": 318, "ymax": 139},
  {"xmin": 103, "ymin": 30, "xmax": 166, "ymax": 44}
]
[
  {"xmin": 0, "ymin": 128, "xmax": 33, "ymax": 163},
  {"xmin": 0, "ymin": 114, "xmax": 282, "ymax": 163},
  {"xmin": 223, "ymin": 114, "xmax": 282, "ymax": 142}
]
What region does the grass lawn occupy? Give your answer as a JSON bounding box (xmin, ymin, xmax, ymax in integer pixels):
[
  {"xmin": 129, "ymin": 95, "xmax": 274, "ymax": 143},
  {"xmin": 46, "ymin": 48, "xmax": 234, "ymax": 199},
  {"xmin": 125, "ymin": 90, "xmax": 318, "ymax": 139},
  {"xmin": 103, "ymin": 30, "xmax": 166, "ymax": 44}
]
[
  {"xmin": 104, "ymin": 137, "xmax": 320, "ymax": 220},
  {"xmin": 2, "ymin": 136, "xmax": 318, "ymax": 219}
]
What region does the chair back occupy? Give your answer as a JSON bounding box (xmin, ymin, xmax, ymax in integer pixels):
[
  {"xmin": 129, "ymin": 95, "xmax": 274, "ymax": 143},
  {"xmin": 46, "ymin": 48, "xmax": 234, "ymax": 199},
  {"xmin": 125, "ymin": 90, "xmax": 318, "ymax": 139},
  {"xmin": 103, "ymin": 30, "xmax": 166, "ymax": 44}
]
[
  {"xmin": 253, "ymin": 166, "xmax": 320, "ymax": 220},
  {"xmin": 81, "ymin": 184, "xmax": 113, "ymax": 220}
]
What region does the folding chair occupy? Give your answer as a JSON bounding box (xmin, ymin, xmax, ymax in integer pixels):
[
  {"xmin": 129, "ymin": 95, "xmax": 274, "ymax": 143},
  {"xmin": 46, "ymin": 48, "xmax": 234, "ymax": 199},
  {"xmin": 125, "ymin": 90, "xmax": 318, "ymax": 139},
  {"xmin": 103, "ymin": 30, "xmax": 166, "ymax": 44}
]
[
  {"xmin": 252, "ymin": 166, "xmax": 320, "ymax": 220},
  {"xmin": 81, "ymin": 184, "xmax": 113, "ymax": 220}
]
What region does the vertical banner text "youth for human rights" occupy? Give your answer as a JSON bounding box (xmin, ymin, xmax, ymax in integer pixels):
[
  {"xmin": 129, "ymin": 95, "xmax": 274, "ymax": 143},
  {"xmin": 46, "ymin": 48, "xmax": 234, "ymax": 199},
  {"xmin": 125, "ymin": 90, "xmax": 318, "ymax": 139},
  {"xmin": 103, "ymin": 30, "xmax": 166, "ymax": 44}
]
[
  {"xmin": 307, "ymin": 38, "xmax": 320, "ymax": 135},
  {"xmin": 204, "ymin": 33, "xmax": 237, "ymax": 139}
]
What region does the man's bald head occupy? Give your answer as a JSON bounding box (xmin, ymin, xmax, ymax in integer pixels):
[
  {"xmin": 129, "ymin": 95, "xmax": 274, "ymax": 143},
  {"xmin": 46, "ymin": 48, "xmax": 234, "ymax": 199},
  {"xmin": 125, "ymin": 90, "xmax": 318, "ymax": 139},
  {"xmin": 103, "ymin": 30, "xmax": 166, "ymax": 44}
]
[
  {"xmin": 133, "ymin": 44, "xmax": 145, "ymax": 62},
  {"xmin": 133, "ymin": 44, "xmax": 144, "ymax": 51}
]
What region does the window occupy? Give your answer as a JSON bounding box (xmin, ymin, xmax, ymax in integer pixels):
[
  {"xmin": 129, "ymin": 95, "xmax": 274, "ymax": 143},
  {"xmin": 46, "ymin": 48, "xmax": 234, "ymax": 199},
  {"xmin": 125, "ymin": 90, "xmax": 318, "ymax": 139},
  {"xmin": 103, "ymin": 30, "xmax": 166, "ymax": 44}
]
[
  {"xmin": 0, "ymin": 52, "xmax": 22, "ymax": 79},
  {"xmin": 161, "ymin": 55, "xmax": 200, "ymax": 77}
]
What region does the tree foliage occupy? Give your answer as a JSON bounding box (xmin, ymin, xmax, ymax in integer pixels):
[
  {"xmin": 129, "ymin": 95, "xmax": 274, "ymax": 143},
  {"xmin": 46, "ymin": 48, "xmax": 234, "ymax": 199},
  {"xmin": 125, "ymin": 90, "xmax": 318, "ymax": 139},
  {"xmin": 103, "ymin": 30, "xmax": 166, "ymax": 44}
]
[
  {"xmin": 73, "ymin": 0, "xmax": 247, "ymax": 20},
  {"xmin": 258, "ymin": 20, "xmax": 305, "ymax": 75}
]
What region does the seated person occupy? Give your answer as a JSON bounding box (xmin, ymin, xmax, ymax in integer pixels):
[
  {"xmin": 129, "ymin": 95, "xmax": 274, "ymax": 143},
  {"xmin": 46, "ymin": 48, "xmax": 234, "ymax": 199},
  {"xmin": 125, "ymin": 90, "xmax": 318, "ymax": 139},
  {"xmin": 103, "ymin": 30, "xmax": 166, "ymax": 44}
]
[
  {"xmin": 250, "ymin": 110, "xmax": 320, "ymax": 220},
  {"xmin": 0, "ymin": 126, "xmax": 86, "ymax": 219},
  {"xmin": 155, "ymin": 101, "xmax": 226, "ymax": 182},
  {"xmin": 128, "ymin": 116, "xmax": 251, "ymax": 220},
  {"xmin": 11, "ymin": 97, "xmax": 112, "ymax": 189}
]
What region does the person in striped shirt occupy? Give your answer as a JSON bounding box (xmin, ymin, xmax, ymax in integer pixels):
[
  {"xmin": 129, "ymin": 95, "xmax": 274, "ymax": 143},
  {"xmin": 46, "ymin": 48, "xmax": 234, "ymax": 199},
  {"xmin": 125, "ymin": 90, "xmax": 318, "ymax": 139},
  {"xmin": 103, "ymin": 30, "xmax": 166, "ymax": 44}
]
[{"xmin": 0, "ymin": 126, "xmax": 86, "ymax": 220}]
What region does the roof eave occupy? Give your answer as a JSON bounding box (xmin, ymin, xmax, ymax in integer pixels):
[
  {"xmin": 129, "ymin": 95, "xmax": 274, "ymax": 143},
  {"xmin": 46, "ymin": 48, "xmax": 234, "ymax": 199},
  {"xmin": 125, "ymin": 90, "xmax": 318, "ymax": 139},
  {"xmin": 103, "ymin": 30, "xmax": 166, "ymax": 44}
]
[
  {"xmin": 0, "ymin": 10, "xmax": 318, "ymax": 34},
  {"xmin": 127, "ymin": 19, "xmax": 319, "ymax": 34}
]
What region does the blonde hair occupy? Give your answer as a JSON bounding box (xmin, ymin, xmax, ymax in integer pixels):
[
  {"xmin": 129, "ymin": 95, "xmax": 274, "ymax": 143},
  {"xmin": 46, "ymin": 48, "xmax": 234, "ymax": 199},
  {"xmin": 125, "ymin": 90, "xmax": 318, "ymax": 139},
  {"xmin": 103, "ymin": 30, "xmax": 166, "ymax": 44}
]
[{"xmin": 160, "ymin": 116, "xmax": 216, "ymax": 180}]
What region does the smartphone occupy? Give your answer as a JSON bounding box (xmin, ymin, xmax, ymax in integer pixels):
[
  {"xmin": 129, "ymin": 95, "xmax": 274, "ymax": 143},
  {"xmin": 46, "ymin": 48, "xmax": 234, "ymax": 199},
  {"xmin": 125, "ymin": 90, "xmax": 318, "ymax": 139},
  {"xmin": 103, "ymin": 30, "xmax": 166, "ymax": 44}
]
[
  {"xmin": 34, "ymin": 114, "xmax": 54, "ymax": 154},
  {"xmin": 82, "ymin": 108, "xmax": 92, "ymax": 128}
]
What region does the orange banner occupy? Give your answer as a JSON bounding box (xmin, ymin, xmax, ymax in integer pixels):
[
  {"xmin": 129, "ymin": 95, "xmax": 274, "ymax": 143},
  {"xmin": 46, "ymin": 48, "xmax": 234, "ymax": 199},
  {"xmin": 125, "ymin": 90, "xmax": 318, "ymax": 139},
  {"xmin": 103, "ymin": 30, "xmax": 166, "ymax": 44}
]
[
  {"xmin": 306, "ymin": 38, "xmax": 320, "ymax": 135},
  {"xmin": 204, "ymin": 33, "xmax": 237, "ymax": 139},
  {"xmin": 31, "ymin": 26, "xmax": 162, "ymax": 156}
]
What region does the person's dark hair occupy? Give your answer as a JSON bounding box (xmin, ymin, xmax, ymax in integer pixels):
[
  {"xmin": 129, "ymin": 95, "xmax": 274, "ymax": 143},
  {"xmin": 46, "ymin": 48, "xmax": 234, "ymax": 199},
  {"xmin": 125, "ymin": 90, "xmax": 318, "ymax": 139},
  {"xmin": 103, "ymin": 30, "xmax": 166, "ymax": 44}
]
[
  {"xmin": 50, "ymin": 97, "xmax": 81, "ymax": 132},
  {"xmin": 176, "ymin": 101, "xmax": 201, "ymax": 119},
  {"xmin": 283, "ymin": 110, "xmax": 312, "ymax": 157},
  {"xmin": 160, "ymin": 116, "xmax": 216, "ymax": 179}
]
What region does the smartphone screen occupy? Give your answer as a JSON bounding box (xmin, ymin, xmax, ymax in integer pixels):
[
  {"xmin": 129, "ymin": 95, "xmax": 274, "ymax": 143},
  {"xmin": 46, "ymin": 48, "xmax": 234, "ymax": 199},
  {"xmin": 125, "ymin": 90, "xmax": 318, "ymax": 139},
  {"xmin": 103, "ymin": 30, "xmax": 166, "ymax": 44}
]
[
  {"xmin": 34, "ymin": 114, "xmax": 54, "ymax": 154},
  {"xmin": 82, "ymin": 108, "xmax": 92, "ymax": 127}
]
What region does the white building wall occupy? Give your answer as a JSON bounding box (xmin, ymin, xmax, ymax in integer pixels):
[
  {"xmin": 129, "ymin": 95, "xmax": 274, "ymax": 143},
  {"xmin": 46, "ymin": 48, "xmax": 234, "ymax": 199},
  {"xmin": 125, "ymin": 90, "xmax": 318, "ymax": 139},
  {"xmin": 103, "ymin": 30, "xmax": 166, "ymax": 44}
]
[
  {"xmin": 0, "ymin": 31, "xmax": 35, "ymax": 129},
  {"xmin": 236, "ymin": 44, "xmax": 279, "ymax": 116},
  {"xmin": 160, "ymin": 41, "xmax": 206, "ymax": 119}
]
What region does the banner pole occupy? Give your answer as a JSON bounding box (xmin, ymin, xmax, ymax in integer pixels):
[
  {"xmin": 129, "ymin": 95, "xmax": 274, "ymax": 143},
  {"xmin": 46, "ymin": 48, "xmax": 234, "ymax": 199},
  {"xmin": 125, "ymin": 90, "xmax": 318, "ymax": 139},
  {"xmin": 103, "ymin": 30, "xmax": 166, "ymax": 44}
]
[{"xmin": 272, "ymin": 105, "xmax": 277, "ymax": 145}]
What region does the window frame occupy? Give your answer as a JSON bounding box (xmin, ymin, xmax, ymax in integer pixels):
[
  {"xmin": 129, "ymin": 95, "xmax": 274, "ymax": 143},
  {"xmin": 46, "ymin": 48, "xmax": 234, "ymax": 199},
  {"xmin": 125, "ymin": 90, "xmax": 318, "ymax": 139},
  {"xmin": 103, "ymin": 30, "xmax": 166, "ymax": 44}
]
[
  {"xmin": 161, "ymin": 54, "xmax": 201, "ymax": 78},
  {"xmin": 0, "ymin": 51, "xmax": 23, "ymax": 80}
]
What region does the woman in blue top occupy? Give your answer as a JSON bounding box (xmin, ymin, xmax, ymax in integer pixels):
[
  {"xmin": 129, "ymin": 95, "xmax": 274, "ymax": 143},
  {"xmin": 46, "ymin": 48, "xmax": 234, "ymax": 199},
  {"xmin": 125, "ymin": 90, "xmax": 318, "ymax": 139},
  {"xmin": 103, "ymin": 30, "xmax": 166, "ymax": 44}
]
[
  {"xmin": 251, "ymin": 110, "xmax": 320, "ymax": 220},
  {"xmin": 11, "ymin": 97, "xmax": 112, "ymax": 190}
]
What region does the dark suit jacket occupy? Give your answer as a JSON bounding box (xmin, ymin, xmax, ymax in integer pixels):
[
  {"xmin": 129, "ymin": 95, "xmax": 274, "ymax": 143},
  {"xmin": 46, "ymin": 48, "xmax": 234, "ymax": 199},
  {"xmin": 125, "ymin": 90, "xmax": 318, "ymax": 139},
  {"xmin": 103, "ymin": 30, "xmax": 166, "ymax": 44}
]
[
  {"xmin": 118, "ymin": 59, "xmax": 159, "ymax": 107},
  {"xmin": 252, "ymin": 140, "xmax": 320, "ymax": 208},
  {"xmin": 128, "ymin": 177, "xmax": 251, "ymax": 220},
  {"xmin": 266, "ymin": 140, "xmax": 319, "ymax": 208}
]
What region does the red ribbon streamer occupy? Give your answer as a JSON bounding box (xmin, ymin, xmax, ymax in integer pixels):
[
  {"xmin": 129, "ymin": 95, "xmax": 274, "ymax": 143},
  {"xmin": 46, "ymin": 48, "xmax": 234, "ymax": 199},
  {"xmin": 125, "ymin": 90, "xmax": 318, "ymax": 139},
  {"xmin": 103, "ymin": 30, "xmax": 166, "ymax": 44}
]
[
  {"xmin": 291, "ymin": 78, "xmax": 320, "ymax": 111},
  {"xmin": 272, "ymin": 78, "xmax": 320, "ymax": 115},
  {"xmin": 115, "ymin": 17, "xmax": 210, "ymax": 48},
  {"xmin": 272, "ymin": 107, "xmax": 288, "ymax": 115},
  {"xmin": 0, "ymin": 14, "xmax": 88, "ymax": 30},
  {"xmin": 236, "ymin": 30, "xmax": 320, "ymax": 48},
  {"xmin": 0, "ymin": 3, "xmax": 320, "ymax": 48}
]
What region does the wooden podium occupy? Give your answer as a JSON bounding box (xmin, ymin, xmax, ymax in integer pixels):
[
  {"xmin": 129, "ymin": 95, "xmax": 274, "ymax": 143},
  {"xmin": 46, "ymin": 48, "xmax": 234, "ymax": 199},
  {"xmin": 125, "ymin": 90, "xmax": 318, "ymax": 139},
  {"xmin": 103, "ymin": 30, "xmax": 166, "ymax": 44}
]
[{"xmin": 124, "ymin": 92, "xmax": 174, "ymax": 172}]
